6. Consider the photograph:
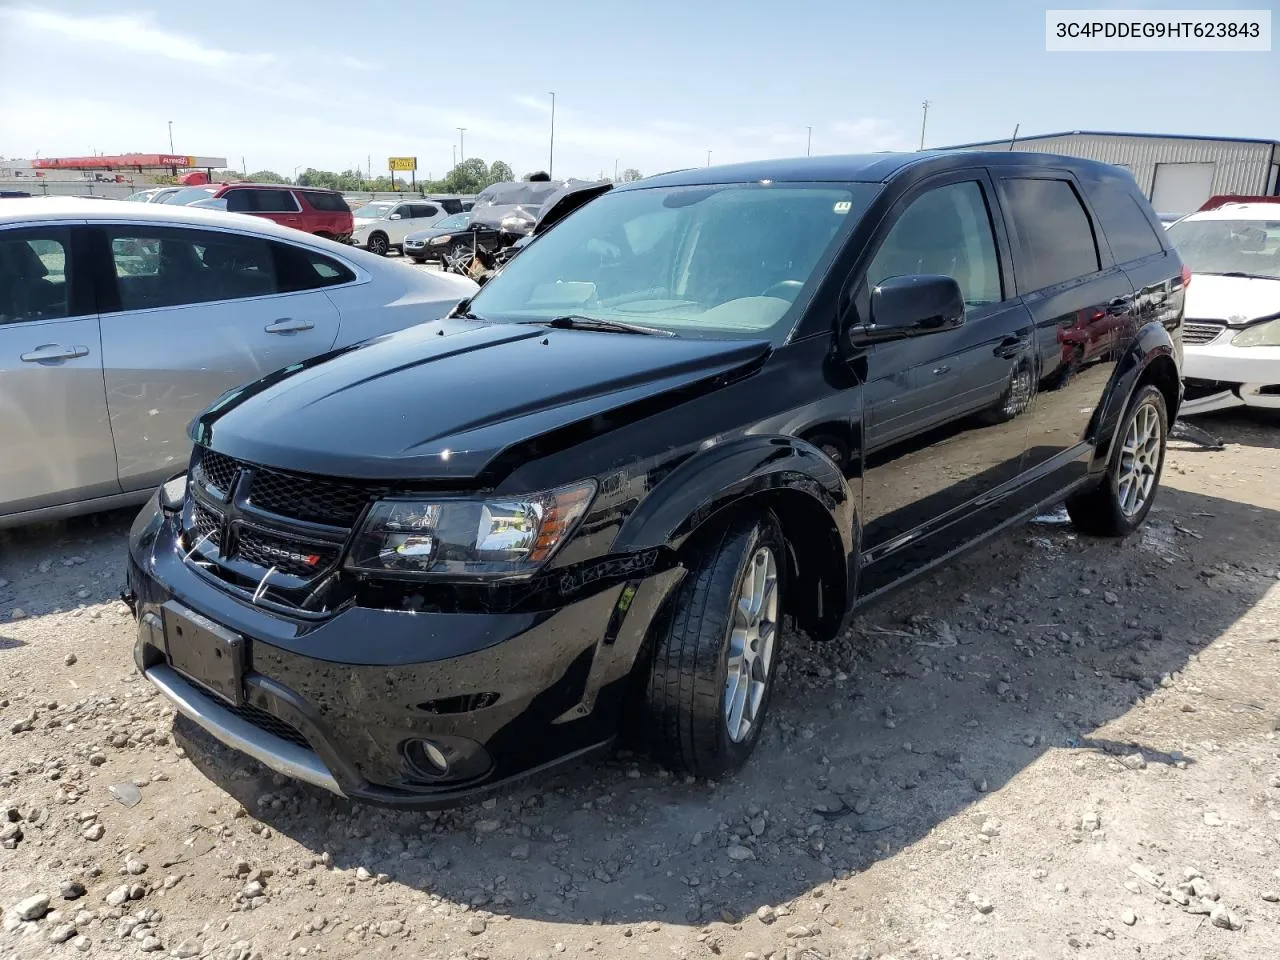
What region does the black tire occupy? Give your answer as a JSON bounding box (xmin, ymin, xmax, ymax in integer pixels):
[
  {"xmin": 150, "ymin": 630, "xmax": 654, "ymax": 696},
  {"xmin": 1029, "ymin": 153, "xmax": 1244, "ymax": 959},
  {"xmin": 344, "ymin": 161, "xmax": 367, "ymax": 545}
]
[
  {"xmin": 642, "ymin": 511, "xmax": 786, "ymax": 778},
  {"xmin": 409, "ymin": 256, "xmax": 426, "ymax": 264},
  {"xmin": 1067, "ymin": 384, "xmax": 1168, "ymax": 536},
  {"xmin": 367, "ymin": 232, "xmax": 389, "ymax": 256}
]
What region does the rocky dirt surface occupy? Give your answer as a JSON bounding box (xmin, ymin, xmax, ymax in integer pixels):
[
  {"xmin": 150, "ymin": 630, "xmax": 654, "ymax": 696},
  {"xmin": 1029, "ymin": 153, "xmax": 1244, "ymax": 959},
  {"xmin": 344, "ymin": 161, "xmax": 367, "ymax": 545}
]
[{"xmin": 2, "ymin": 410, "xmax": 1279, "ymax": 960}]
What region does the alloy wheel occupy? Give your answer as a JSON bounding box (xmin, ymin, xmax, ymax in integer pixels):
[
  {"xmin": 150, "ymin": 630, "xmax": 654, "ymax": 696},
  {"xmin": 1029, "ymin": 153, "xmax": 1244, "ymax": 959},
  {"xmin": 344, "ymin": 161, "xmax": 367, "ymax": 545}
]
[
  {"xmin": 368, "ymin": 235, "xmax": 388, "ymax": 256},
  {"xmin": 724, "ymin": 545, "xmax": 779, "ymax": 743},
  {"xmin": 1117, "ymin": 400, "xmax": 1162, "ymax": 517}
]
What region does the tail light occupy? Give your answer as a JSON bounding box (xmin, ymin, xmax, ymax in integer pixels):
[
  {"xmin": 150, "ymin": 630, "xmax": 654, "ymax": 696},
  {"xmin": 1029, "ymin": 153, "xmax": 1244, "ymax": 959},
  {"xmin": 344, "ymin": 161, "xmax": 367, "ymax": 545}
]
[{"xmin": 1181, "ymin": 264, "xmax": 1192, "ymax": 289}]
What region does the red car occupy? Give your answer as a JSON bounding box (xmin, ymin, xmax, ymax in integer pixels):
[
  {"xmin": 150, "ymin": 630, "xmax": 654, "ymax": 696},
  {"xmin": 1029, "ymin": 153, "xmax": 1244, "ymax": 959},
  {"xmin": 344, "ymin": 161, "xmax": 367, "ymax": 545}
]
[{"xmin": 170, "ymin": 183, "xmax": 353, "ymax": 243}]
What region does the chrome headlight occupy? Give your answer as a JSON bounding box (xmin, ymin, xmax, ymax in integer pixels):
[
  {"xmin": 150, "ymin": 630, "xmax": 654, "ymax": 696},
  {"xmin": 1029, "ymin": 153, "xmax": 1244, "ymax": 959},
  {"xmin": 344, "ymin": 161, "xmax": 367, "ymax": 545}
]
[
  {"xmin": 1231, "ymin": 317, "xmax": 1280, "ymax": 347},
  {"xmin": 345, "ymin": 481, "xmax": 596, "ymax": 580}
]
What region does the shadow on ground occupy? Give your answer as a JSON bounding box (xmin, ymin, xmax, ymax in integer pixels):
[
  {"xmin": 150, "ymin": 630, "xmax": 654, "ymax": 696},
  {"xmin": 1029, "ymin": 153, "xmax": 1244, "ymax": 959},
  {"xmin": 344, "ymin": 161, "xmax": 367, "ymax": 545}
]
[{"xmin": 175, "ymin": 473, "xmax": 1280, "ymax": 928}]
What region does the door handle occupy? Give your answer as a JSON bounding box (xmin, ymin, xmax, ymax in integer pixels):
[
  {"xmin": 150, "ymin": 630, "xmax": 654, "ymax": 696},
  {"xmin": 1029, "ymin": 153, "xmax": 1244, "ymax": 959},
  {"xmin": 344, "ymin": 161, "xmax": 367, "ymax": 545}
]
[
  {"xmin": 932, "ymin": 365, "xmax": 951, "ymax": 377},
  {"xmin": 1106, "ymin": 295, "xmax": 1134, "ymax": 315},
  {"xmin": 20, "ymin": 344, "xmax": 89, "ymax": 363},
  {"xmin": 264, "ymin": 318, "xmax": 314, "ymax": 334},
  {"xmin": 994, "ymin": 336, "xmax": 1029, "ymax": 359}
]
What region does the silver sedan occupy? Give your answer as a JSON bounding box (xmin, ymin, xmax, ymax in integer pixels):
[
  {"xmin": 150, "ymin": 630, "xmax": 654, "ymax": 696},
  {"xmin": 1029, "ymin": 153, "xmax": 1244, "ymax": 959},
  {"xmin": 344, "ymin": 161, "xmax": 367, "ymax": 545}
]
[{"xmin": 0, "ymin": 197, "xmax": 477, "ymax": 528}]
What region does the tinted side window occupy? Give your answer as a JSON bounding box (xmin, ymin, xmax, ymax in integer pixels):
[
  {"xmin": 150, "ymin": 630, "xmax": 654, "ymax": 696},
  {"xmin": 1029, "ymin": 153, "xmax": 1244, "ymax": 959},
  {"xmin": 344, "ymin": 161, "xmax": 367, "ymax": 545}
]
[
  {"xmin": 304, "ymin": 191, "xmax": 350, "ymax": 213},
  {"xmin": 106, "ymin": 227, "xmax": 278, "ymax": 310},
  {"xmin": 251, "ymin": 189, "xmax": 300, "ymax": 213},
  {"xmin": 1002, "ymin": 179, "xmax": 1101, "ymax": 291},
  {"xmin": 419, "ymin": 205, "xmax": 439, "ymax": 218},
  {"xmin": 1082, "ymin": 179, "xmax": 1166, "ymax": 262},
  {"xmin": 0, "ymin": 228, "xmax": 75, "ymax": 325},
  {"xmin": 272, "ymin": 242, "xmax": 357, "ymax": 292},
  {"xmin": 867, "ymin": 180, "xmax": 1003, "ymax": 305}
]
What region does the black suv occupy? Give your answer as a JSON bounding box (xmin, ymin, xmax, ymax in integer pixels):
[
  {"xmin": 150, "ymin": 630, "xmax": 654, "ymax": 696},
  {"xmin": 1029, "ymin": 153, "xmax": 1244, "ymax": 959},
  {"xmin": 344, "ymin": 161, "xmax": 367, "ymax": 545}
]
[{"xmin": 125, "ymin": 151, "xmax": 1184, "ymax": 806}]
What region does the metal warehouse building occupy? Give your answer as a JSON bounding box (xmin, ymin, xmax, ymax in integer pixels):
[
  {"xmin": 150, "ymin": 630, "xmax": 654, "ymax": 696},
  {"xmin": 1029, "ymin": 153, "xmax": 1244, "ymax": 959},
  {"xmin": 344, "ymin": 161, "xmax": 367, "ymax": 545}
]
[{"xmin": 943, "ymin": 131, "xmax": 1280, "ymax": 216}]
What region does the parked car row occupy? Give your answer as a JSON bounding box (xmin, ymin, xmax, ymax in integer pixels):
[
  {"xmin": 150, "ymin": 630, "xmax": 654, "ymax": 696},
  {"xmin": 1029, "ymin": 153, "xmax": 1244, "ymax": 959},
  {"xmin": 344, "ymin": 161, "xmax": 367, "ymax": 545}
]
[{"xmin": 114, "ymin": 150, "xmax": 1186, "ymax": 808}]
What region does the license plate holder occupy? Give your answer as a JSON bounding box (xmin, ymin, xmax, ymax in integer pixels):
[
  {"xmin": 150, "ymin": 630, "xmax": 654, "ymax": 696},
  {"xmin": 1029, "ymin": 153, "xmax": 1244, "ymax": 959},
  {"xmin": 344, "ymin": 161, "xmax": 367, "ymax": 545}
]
[{"xmin": 162, "ymin": 601, "xmax": 245, "ymax": 706}]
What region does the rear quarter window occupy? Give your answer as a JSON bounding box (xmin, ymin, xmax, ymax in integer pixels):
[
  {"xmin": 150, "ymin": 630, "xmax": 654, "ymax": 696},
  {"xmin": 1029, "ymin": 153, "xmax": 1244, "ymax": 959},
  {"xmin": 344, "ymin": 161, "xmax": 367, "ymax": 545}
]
[
  {"xmin": 1083, "ymin": 179, "xmax": 1167, "ymax": 263},
  {"xmin": 304, "ymin": 191, "xmax": 351, "ymax": 213},
  {"xmin": 272, "ymin": 242, "xmax": 357, "ymax": 292}
]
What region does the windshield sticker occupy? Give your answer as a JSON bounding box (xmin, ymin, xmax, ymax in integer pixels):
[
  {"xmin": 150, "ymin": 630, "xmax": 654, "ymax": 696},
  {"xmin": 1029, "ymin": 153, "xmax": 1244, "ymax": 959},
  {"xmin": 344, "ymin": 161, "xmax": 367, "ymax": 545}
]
[{"xmin": 834, "ymin": 201, "xmax": 852, "ymax": 214}]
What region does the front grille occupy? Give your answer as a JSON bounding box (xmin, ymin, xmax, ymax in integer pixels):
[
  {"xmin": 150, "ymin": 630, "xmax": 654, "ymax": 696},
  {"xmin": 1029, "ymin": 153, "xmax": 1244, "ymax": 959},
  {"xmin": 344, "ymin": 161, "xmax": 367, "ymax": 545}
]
[
  {"xmin": 198, "ymin": 450, "xmax": 240, "ymax": 493},
  {"xmin": 245, "ymin": 467, "xmax": 373, "ymax": 527},
  {"xmin": 224, "ymin": 701, "xmax": 311, "ymax": 750},
  {"xmin": 236, "ymin": 527, "xmax": 339, "ymax": 579},
  {"xmin": 1183, "ymin": 320, "xmax": 1226, "ymax": 345},
  {"xmin": 191, "ymin": 500, "xmax": 222, "ymax": 548}
]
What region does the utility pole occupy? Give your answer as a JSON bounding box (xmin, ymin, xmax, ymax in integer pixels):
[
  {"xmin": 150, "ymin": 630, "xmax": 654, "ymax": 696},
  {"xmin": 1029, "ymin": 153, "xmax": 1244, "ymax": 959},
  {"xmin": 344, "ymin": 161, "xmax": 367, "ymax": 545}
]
[
  {"xmin": 614, "ymin": 159, "xmax": 619, "ymax": 181},
  {"xmin": 167, "ymin": 121, "xmax": 174, "ymax": 153},
  {"xmin": 919, "ymin": 100, "xmax": 931, "ymax": 151},
  {"xmin": 806, "ymin": 126, "xmax": 812, "ymax": 156},
  {"xmin": 706, "ymin": 149, "xmax": 712, "ymax": 167},
  {"xmin": 367, "ymin": 155, "xmax": 371, "ymax": 181},
  {"xmin": 452, "ymin": 145, "xmax": 456, "ymax": 169},
  {"xmin": 548, "ymin": 91, "xmax": 556, "ymax": 178},
  {"xmin": 240, "ymin": 156, "xmax": 246, "ymax": 175},
  {"xmin": 457, "ymin": 127, "xmax": 466, "ymax": 163}
]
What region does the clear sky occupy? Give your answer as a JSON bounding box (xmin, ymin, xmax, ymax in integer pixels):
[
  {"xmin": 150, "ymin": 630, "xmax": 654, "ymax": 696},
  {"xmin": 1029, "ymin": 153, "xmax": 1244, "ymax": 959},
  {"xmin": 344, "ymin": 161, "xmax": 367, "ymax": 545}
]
[{"xmin": 0, "ymin": 0, "xmax": 1274, "ymax": 180}]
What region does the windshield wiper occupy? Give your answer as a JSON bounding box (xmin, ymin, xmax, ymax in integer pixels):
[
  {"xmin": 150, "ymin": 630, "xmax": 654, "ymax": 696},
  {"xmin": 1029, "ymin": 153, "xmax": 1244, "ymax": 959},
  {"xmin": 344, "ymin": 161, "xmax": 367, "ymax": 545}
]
[
  {"xmin": 522, "ymin": 315, "xmax": 676, "ymax": 337},
  {"xmin": 1202, "ymin": 271, "xmax": 1280, "ymax": 281}
]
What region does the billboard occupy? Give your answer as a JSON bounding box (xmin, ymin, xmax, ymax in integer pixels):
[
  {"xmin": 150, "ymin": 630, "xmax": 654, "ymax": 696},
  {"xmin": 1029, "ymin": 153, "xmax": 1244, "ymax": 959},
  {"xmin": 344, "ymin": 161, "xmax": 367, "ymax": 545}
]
[{"xmin": 388, "ymin": 157, "xmax": 418, "ymax": 172}]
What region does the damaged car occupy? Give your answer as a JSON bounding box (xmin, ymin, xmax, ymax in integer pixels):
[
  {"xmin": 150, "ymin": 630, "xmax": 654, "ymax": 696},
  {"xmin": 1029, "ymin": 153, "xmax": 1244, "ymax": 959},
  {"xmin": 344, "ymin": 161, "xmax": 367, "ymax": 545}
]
[
  {"xmin": 1166, "ymin": 199, "xmax": 1280, "ymax": 415},
  {"xmin": 125, "ymin": 152, "xmax": 1183, "ymax": 806}
]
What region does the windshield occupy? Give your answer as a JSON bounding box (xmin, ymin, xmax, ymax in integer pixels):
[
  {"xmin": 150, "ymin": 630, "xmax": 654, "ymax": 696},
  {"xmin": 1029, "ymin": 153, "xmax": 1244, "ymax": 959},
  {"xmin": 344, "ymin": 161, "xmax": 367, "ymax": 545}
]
[
  {"xmin": 163, "ymin": 186, "xmax": 218, "ymax": 204},
  {"xmin": 434, "ymin": 212, "xmax": 470, "ymax": 231},
  {"xmin": 1167, "ymin": 218, "xmax": 1280, "ymax": 280},
  {"xmin": 469, "ymin": 182, "xmax": 877, "ymax": 342},
  {"xmin": 354, "ymin": 202, "xmax": 395, "ymax": 219}
]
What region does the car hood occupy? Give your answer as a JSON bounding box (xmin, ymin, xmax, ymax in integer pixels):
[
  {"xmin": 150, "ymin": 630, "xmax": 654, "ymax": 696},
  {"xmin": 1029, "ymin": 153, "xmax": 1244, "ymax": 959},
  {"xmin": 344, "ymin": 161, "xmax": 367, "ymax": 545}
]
[
  {"xmin": 1185, "ymin": 273, "xmax": 1280, "ymax": 324},
  {"xmin": 192, "ymin": 319, "xmax": 770, "ymax": 483}
]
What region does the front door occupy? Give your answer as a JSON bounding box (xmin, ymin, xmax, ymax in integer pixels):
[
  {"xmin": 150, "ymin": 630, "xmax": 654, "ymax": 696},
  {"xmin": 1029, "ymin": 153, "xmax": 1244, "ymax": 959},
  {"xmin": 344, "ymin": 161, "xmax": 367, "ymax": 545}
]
[
  {"xmin": 0, "ymin": 224, "xmax": 119, "ymax": 516},
  {"xmin": 94, "ymin": 224, "xmax": 341, "ymax": 492},
  {"xmin": 856, "ymin": 175, "xmax": 1036, "ymax": 597},
  {"xmin": 993, "ymin": 174, "xmax": 1137, "ymax": 492}
]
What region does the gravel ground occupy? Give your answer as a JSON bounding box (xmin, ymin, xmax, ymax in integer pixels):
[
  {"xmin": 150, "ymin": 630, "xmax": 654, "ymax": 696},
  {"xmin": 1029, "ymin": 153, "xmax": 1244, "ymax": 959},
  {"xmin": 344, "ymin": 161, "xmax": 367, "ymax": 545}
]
[{"xmin": 2, "ymin": 410, "xmax": 1279, "ymax": 960}]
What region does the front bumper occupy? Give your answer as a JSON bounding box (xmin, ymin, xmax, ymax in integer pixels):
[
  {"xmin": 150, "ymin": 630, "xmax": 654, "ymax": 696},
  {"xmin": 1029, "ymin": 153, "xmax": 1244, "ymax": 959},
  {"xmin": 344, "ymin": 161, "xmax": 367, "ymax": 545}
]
[
  {"xmin": 1182, "ymin": 342, "xmax": 1280, "ymax": 414},
  {"xmin": 126, "ymin": 493, "xmax": 676, "ymax": 807}
]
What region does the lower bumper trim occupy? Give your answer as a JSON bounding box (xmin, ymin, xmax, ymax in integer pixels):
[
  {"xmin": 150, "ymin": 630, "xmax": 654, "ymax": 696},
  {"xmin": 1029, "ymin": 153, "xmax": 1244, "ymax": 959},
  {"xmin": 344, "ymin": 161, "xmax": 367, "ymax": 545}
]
[{"xmin": 145, "ymin": 664, "xmax": 345, "ymax": 797}]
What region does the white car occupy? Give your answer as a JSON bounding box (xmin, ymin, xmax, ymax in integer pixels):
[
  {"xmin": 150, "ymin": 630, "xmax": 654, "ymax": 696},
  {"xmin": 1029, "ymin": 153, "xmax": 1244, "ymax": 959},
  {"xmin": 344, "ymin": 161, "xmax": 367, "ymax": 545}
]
[
  {"xmin": 349, "ymin": 199, "xmax": 452, "ymax": 256},
  {"xmin": 1167, "ymin": 202, "xmax": 1280, "ymax": 415},
  {"xmin": 0, "ymin": 197, "xmax": 476, "ymax": 527}
]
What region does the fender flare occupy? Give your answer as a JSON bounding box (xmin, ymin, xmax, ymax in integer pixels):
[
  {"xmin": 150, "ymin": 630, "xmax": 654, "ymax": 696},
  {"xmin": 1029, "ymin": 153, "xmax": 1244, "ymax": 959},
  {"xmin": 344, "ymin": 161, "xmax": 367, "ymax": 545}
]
[
  {"xmin": 1090, "ymin": 320, "xmax": 1180, "ymax": 468},
  {"xmin": 612, "ymin": 435, "xmax": 859, "ymax": 639}
]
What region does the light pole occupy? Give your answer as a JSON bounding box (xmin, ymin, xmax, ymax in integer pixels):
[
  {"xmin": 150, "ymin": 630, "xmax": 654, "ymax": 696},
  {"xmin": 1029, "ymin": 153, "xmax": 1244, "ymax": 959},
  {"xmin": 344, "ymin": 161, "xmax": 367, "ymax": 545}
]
[
  {"xmin": 167, "ymin": 121, "xmax": 174, "ymax": 154},
  {"xmin": 706, "ymin": 149, "xmax": 712, "ymax": 167},
  {"xmin": 457, "ymin": 128, "xmax": 466, "ymax": 163},
  {"xmin": 806, "ymin": 126, "xmax": 812, "ymax": 156},
  {"xmin": 293, "ymin": 164, "xmax": 302, "ymax": 183},
  {"xmin": 548, "ymin": 91, "xmax": 556, "ymax": 178},
  {"xmin": 614, "ymin": 159, "xmax": 619, "ymax": 182},
  {"xmin": 919, "ymin": 100, "xmax": 931, "ymax": 151}
]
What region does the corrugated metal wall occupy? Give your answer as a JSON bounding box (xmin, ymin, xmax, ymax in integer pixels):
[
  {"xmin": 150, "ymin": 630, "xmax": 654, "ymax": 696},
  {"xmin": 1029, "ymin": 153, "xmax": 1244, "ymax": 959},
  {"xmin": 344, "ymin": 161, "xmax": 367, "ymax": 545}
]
[{"xmin": 953, "ymin": 134, "xmax": 1275, "ymax": 199}]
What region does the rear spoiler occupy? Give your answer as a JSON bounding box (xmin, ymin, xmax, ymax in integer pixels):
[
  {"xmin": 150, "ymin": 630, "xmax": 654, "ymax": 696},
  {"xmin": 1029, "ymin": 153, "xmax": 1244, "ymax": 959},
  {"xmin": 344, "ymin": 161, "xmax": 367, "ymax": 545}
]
[{"xmin": 1197, "ymin": 195, "xmax": 1280, "ymax": 212}]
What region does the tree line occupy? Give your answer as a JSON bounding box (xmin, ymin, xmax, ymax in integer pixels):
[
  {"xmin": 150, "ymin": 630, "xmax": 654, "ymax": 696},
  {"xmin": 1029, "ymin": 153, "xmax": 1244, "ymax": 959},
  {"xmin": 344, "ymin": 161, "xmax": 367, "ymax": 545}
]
[{"xmin": 241, "ymin": 160, "xmax": 644, "ymax": 194}]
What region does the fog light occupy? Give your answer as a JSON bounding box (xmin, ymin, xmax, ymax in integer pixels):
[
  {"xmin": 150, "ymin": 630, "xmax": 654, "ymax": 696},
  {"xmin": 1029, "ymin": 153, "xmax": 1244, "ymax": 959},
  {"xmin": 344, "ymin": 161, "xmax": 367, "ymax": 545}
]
[{"xmin": 403, "ymin": 738, "xmax": 451, "ymax": 777}]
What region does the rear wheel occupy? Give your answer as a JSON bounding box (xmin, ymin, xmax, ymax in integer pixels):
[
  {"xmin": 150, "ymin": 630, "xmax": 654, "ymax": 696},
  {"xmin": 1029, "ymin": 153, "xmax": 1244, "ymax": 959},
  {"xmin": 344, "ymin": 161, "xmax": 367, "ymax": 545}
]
[
  {"xmin": 642, "ymin": 511, "xmax": 786, "ymax": 778},
  {"xmin": 1067, "ymin": 384, "xmax": 1167, "ymax": 536},
  {"xmin": 367, "ymin": 232, "xmax": 389, "ymax": 256}
]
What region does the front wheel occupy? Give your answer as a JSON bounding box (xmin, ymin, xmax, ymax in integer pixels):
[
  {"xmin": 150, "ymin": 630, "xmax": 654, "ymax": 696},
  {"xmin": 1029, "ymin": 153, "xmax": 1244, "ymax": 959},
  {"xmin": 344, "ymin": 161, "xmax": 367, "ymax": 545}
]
[
  {"xmin": 1067, "ymin": 384, "xmax": 1168, "ymax": 536},
  {"xmin": 642, "ymin": 511, "xmax": 786, "ymax": 778}
]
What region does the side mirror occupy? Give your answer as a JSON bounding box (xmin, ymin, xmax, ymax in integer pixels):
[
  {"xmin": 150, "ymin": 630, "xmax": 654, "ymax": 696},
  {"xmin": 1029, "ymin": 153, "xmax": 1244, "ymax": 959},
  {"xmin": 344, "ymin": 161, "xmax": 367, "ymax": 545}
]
[
  {"xmin": 849, "ymin": 274, "xmax": 965, "ymax": 348},
  {"xmin": 388, "ymin": 213, "xmax": 402, "ymax": 221}
]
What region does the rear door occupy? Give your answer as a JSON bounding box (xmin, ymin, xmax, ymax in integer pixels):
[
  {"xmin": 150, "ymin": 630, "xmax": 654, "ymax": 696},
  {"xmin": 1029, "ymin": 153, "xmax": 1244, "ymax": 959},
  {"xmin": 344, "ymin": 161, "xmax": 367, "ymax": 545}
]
[
  {"xmin": 94, "ymin": 224, "xmax": 341, "ymax": 491},
  {"xmin": 994, "ymin": 171, "xmax": 1137, "ymax": 492},
  {"xmin": 0, "ymin": 223, "xmax": 119, "ymax": 516}
]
